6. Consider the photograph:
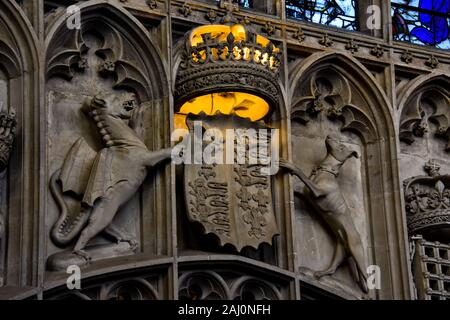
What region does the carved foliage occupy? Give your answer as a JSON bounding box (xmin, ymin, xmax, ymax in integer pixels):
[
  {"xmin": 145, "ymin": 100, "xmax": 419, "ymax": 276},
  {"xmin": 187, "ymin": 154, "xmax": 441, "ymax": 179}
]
[
  {"xmin": 400, "ymin": 88, "xmax": 450, "ymax": 151},
  {"xmin": 291, "ymin": 68, "xmax": 376, "ymax": 141}
]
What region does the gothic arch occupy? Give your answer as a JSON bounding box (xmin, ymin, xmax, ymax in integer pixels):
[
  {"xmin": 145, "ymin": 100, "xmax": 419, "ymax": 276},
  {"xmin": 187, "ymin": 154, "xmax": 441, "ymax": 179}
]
[
  {"xmin": 397, "ymin": 73, "xmax": 450, "ymax": 112},
  {"xmin": 0, "ymin": 0, "xmax": 40, "ymax": 289},
  {"xmin": 45, "ymin": 0, "xmax": 169, "ymax": 101},
  {"xmin": 287, "ymin": 52, "xmax": 411, "ymax": 299},
  {"xmin": 397, "ymin": 74, "xmax": 450, "ymax": 150},
  {"xmin": 289, "ymin": 52, "xmax": 395, "ymax": 143}
]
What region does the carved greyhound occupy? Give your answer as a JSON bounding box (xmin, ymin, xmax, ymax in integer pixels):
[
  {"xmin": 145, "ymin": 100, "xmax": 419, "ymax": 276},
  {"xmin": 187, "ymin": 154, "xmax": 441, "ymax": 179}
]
[
  {"xmin": 50, "ymin": 93, "xmax": 173, "ymax": 262},
  {"xmin": 280, "ymin": 135, "xmax": 368, "ymax": 293}
]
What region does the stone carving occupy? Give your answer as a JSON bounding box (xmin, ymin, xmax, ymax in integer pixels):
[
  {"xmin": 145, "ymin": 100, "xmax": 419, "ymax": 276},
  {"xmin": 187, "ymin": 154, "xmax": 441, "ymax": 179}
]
[
  {"xmin": 345, "ymin": 39, "xmax": 359, "ymax": 54},
  {"xmin": 370, "ymin": 44, "xmax": 384, "ymax": 58},
  {"xmin": 401, "ymin": 50, "xmax": 413, "ymax": 64},
  {"xmin": 47, "ymin": 94, "xmax": 173, "ymax": 270},
  {"xmin": 291, "ymin": 69, "xmax": 375, "ymax": 140},
  {"xmin": 0, "ymin": 109, "xmax": 15, "ymax": 243},
  {"xmin": 184, "ymin": 114, "xmax": 279, "ymax": 251},
  {"xmin": 262, "ymin": 22, "xmax": 276, "ymax": 36},
  {"xmin": 179, "ymin": 270, "xmax": 282, "ymax": 300},
  {"xmin": 46, "ymin": 24, "xmax": 154, "ymax": 102},
  {"xmin": 179, "ymin": 271, "xmax": 229, "ymax": 300},
  {"xmin": 425, "ymin": 55, "xmax": 439, "ymax": 69},
  {"xmin": 404, "ymin": 160, "xmax": 450, "ymax": 241},
  {"xmin": 399, "ymin": 88, "xmax": 450, "ymax": 150},
  {"xmin": 318, "ymin": 33, "xmax": 333, "ymax": 47},
  {"xmin": 0, "ymin": 110, "xmax": 16, "ymax": 172},
  {"xmin": 280, "ymin": 135, "xmax": 368, "ymax": 293},
  {"xmin": 48, "ymin": 276, "xmax": 160, "ymax": 300},
  {"xmin": 293, "ymin": 27, "xmax": 305, "ymax": 42}
]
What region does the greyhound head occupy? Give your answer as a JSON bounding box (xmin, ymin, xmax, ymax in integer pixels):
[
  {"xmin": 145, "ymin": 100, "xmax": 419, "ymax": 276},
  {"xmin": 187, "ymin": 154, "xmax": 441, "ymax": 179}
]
[{"xmin": 325, "ymin": 135, "xmax": 359, "ymax": 162}]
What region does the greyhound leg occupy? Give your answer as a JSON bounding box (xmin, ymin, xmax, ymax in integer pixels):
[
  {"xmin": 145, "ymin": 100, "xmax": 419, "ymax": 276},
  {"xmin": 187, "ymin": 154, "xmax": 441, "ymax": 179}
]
[
  {"xmin": 314, "ymin": 241, "xmax": 346, "ymax": 278},
  {"xmin": 347, "ymin": 236, "xmax": 369, "ymax": 293}
]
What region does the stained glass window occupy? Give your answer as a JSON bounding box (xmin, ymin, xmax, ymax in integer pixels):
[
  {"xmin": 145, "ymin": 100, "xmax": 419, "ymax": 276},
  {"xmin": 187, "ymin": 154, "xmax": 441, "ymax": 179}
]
[
  {"xmin": 286, "ymin": 0, "xmax": 357, "ymax": 30},
  {"xmin": 392, "ymin": 0, "xmax": 450, "ymax": 49}
]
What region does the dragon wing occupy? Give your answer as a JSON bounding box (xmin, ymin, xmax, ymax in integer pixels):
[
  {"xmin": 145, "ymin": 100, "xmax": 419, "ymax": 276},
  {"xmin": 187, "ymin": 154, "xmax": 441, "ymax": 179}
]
[{"xmin": 59, "ymin": 137, "xmax": 98, "ymax": 196}]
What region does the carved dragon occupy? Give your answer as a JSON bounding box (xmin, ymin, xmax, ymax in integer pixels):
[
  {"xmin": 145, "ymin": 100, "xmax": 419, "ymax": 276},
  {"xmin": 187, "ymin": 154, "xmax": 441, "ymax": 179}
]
[{"xmin": 49, "ymin": 93, "xmax": 173, "ymax": 263}]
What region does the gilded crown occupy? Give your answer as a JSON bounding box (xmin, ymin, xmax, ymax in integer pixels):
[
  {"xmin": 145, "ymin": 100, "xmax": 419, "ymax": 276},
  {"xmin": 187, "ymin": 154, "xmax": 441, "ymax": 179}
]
[{"xmin": 175, "ymin": 24, "xmax": 282, "ymax": 112}]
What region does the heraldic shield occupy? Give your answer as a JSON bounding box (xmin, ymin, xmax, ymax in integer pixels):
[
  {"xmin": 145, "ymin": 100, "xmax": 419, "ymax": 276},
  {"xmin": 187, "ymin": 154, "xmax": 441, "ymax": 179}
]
[{"xmin": 184, "ymin": 113, "xmax": 279, "ymax": 251}]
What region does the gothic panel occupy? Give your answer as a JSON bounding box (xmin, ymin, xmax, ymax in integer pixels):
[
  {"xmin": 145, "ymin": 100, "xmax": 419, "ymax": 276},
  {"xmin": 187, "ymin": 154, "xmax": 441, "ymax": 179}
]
[
  {"xmin": 45, "ymin": 265, "xmax": 168, "ymax": 300},
  {"xmin": 398, "ymin": 75, "xmax": 450, "ymax": 186},
  {"xmin": 44, "ymin": 3, "xmax": 172, "ymax": 273},
  {"xmin": 288, "ymin": 52, "xmax": 409, "ymax": 299},
  {"xmin": 178, "ymin": 262, "xmax": 291, "ymax": 300}
]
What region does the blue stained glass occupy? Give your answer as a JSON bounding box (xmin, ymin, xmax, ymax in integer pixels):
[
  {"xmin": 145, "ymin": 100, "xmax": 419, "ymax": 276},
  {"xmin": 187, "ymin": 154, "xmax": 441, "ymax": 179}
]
[
  {"xmin": 392, "ymin": 0, "xmax": 450, "ymax": 49},
  {"xmin": 286, "ymin": 0, "xmax": 357, "ymax": 31}
]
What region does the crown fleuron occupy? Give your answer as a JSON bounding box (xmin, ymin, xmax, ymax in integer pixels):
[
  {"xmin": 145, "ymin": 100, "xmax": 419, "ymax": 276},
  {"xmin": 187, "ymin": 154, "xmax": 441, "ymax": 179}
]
[{"xmin": 175, "ymin": 24, "xmax": 282, "ymax": 112}]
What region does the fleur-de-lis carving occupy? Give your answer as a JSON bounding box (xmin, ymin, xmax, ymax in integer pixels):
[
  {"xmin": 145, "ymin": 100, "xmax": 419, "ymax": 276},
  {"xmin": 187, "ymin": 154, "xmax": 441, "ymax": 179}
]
[
  {"xmin": 318, "ymin": 33, "xmax": 333, "ymax": 47},
  {"xmin": 206, "ymin": 9, "xmax": 218, "ymax": 23},
  {"xmin": 401, "ymin": 50, "xmax": 413, "ymax": 64},
  {"xmin": 425, "ymin": 55, "xmax": 439, "ymax": 69},
  {"xmin": 262, "ymin": 22, "xmax": 276, "ymax": 36},
  {"xmin": 370, "ymin": 44, "xmax": 384, "ymax": 58},
  {"xmin": 179, "ymin": 4, "xmax": 192, "ymax": 17},
  {"xmin": 293, "ymin": 27, "xmax": 305, "ymax": 42},
  {"xmin": 345, "ymin": 39, "xmax": 359, "ymax": 54}
]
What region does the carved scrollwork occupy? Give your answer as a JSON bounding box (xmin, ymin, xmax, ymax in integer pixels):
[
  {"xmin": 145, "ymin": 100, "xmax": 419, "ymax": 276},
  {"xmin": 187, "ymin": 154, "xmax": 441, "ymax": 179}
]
[
  {"xmin": 291, "ymin": 68, "xmax": 376, "ymax": 140},
  {"xmin": 399, "ymin": 88, "xmax": 450, "ymax": 150}
]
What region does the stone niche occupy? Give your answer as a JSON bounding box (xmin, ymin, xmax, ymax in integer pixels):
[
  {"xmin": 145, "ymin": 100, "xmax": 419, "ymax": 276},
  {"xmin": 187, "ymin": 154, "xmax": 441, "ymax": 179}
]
[
  {"xmin": 287, "ymin": 54, "xmax": 398, "ymax": 298},
  {"xmin": 291, "ymin": 122, "xmax": 368, "ymax": 295},
  {"xmin": 45, "ymin": 31, "xmax": 143, "ymax": 259},
  {"xmin": 45, "ymin": 6, "xmax": 171, "ymax": 271}
]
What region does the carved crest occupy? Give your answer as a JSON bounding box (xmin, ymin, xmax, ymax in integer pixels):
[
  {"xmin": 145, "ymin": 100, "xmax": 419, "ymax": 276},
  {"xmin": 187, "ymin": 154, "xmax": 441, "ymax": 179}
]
[
  {"xmin": 404, "ymin": 160, "xmax": 450, "ymax": 240},
  {"xmin": 184, "ymin": 114, "xmax": 279, "ymax": 251}
]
